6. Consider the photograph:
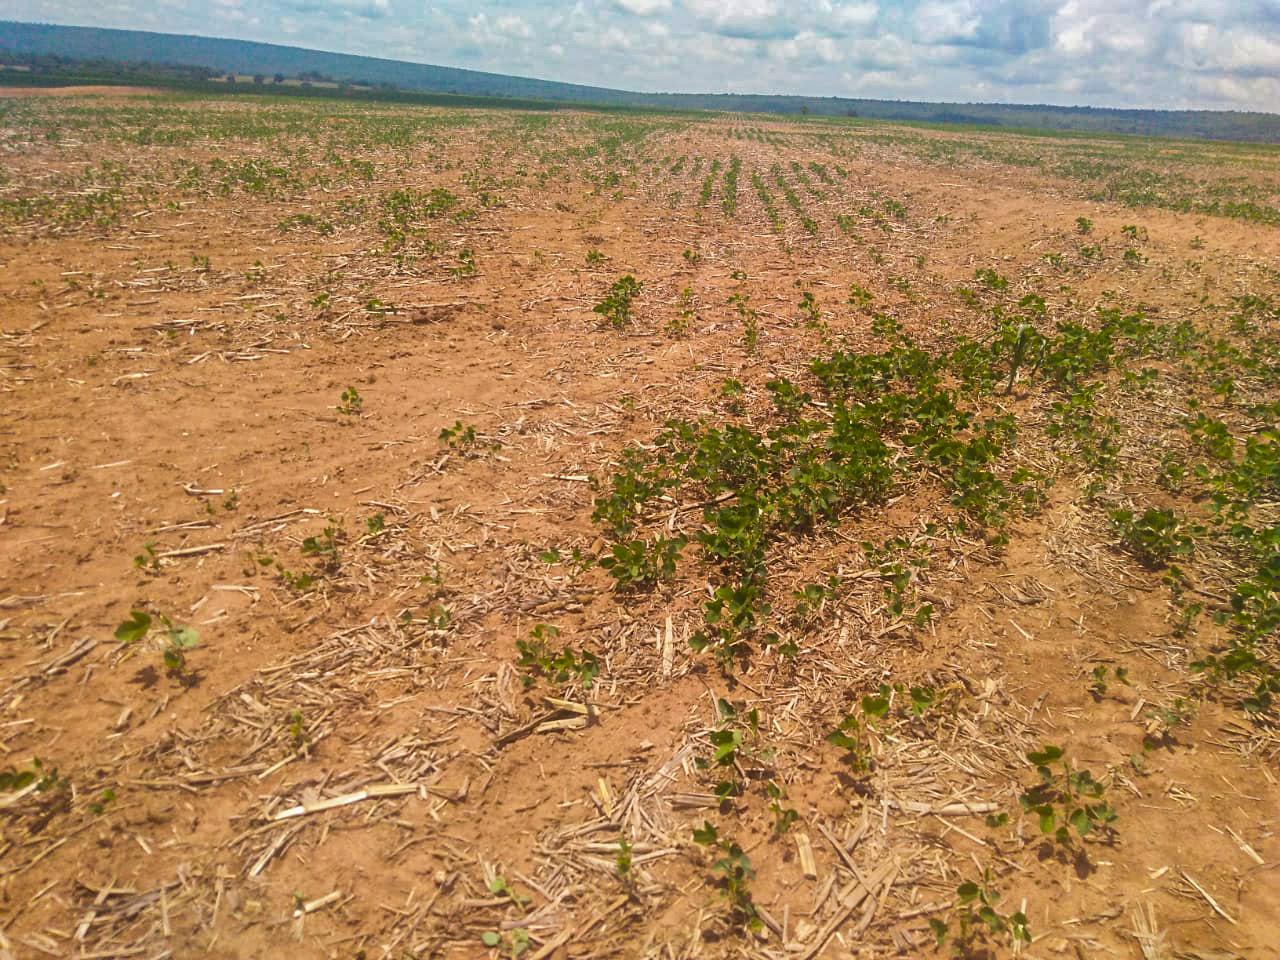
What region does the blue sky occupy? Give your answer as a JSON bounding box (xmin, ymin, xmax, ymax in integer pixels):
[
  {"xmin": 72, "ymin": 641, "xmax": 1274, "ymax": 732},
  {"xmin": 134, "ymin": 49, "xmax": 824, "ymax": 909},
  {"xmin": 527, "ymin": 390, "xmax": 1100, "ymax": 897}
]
[{"xmin": 3, "ymin": 0, "xmax": 1279, "ymax": 111}]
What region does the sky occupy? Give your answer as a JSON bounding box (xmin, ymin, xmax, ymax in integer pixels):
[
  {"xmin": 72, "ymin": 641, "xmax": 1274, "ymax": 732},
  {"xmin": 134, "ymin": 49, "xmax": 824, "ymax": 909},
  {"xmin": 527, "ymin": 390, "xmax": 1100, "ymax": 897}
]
[{"xmin": 2, "ymin": 0, "xmax": 1279, "ymax": 111}]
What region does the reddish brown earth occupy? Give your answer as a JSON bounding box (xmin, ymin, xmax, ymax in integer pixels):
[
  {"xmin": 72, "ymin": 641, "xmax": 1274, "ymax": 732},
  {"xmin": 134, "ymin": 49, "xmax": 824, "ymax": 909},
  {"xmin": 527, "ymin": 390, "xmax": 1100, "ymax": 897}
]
[
  {"xmin": 0, "ymin": 85, "xmax": 169, "ymax": 98},
  {"xmin": 0, "ymin": 95, "xmax": 1277, "ymax": 959}
]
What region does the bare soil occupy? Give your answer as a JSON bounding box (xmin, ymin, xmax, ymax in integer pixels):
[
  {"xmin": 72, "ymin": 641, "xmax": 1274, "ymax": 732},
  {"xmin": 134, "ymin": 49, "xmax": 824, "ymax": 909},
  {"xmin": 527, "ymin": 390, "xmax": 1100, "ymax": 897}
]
[
  {"xmin": 0, "ymin": 97, "xmax": 1277, "ymax": 960},
  {"xmin": 0, "ymin": 85, "xmax": 169, "ymax": 98}
]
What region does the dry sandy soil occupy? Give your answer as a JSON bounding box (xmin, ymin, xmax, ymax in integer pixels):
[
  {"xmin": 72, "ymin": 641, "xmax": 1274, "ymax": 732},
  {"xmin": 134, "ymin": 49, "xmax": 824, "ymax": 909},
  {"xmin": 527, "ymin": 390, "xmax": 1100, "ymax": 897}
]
[
  {"xmin": 0, "ymin": 92, "xmax": 1278, "ymax": 959},
  {"xmin": 0, "ymin": 86, "xmax": 169, "ymax": 98}
]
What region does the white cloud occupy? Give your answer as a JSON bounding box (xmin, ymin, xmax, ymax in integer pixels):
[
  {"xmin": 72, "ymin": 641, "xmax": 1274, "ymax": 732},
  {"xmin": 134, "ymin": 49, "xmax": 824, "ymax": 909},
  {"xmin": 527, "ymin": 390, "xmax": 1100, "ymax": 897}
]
[
  {"xmin": 773, "ymin": 30, "xmax": 842, "ymax": 64},
  {"xmin": 495, "ymin": 13, "xmax": 531, "ymax": 37},
  {"xmin": 3, "ymin": 0, "xmax": 1278, "ymax": 111},
  {"xmin": 914, "ymin": 0, "xmax": 980, "ymax": 43},
  {"xmin": 684, "ymin": 0, "xmax": 780, "ymax": 19},
  {"xmin": 832, "ymin": 2, "xmax": 878, "ymax": 28},
  {"xmin": 614, "ymin": 0, "xmax": 671, "ymax": 14},
  {"xmin": 683, "ymin": 0, "xmax": 787, "ymax": 36},
  {"xmin": 467, "ymin": 10, "xmax": 531, "ymax": 44}
]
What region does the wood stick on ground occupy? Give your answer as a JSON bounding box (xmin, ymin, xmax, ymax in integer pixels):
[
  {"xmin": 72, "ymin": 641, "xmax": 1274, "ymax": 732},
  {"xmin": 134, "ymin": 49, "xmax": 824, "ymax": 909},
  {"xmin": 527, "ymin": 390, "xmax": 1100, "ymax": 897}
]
[
  {"xmin": 527, "ymin": 894, "xmax": 629, "ymax": 960},
  {"xmin": 1131, "ymin": 901, "xmax": 1167, "ymax": 960},
  {"xmin": 1180, "ymin": 871, "xmax": 1237, "ymax": 925},
  {"xmin": 797, "ymin": 859, "xmax": 897, "ymax": 960},
  {"xmin": 271, "ymin": 783, "xmax": 418, "ymax": 821},
  {"xmin": 795, "ymin": 832, "xmax": 818, "ymax": 880},
  {"xmin": 890, "ymin": 799, "xmax": 999, "ymax": 816},
  {"xmin": 156, "ymin": 543, "xmax": 228, "ymax": 560}
]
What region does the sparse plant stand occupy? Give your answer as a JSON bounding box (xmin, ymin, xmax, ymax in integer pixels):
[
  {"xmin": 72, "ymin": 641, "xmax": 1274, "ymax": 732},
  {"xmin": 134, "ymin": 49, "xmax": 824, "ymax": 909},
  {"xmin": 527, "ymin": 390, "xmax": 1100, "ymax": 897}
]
[{"xmin": 594, "ymin": 275, "xmax": 642, "ymax": 329}]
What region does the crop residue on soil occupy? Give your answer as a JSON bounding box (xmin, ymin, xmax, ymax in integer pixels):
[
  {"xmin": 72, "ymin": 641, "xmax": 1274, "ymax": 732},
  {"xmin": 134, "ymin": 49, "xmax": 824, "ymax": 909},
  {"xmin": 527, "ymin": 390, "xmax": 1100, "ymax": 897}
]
[{"xmin": 1, "ymin": 95, "xmax": 1278, "ymax": 959}]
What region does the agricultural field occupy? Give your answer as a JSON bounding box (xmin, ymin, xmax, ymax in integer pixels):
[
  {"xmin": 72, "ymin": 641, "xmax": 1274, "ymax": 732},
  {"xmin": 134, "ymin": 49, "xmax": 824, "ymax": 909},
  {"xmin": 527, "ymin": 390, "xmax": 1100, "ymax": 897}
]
[{"xmin": 0, "ymin": 90, "xmax": 1278, "ymax": 960}]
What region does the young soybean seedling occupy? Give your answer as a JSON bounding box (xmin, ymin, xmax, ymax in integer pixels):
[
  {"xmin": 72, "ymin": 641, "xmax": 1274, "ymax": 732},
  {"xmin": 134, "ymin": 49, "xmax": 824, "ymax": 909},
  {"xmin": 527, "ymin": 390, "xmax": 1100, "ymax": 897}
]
[
  {"xmin": 301, "ymin": 525, "xmax": 343, "ymax": 567},
  {"xmin": 692, "ymin": 821, "xmax": 763, "ymax": 934},
  {"xmin": 931, "ymin": 871, "xmax": 1031, "ymax": 954},
  {"xmin": 487, "ymin": 876, "xmax": 529, "ymax": 909},
  {"xmin": 1088, "ymin": 664, "xmax": 1130, "ymax": 699},
  {"xmin": 598, "ymin": 536, "xmax": 685, "ymax": 591},
  {"xmin": 615, "ymin": 836, "xmax": 633, "ymax": 879},
  {"xmin": 451, "ymin": 248, "xmax": 477, "ymax": 279},
  {"xmin": 287, "ymin": 709, "xmax": 309, "ymax": 749},
  {"xmin": 766, "ymin": 781, "xmax": 798, "ymax": 834},
  {"xmin": 908, "ymin": 685, "xmax": 936, "ymax": 716},
  {"xmin": 0, "ymin": 757, "xmax": 63, "ymax": 793},
  {"xmin": 728, "ymin": 293, "xmax": 760, "ymax": 354},
  {"xmin": 133, "ymin": 541, "xmax": 161, "ymax": 573},
  {"xmin": 336, "ymin": 386, "xmax": 363, "ymax": 415},
  {"xmin": 162, "ymin": 623, "xmax": 200, "ymax": 676},
  {"xmin": 480, "ymin": 928, "xmax": 530, "ymax": 957},
  {"xmin": 702, "ymin": 699, "xmax": 761, "ymax": 800},
  {"xmin": 798, "ymin": 291, "xmax": 821, "ymax": 327},
  {"xmin": 114, "ymin": 610, "xmax": 152, "ymax": 644},
  {"xmin": 1019, "ymin": 745, "xmax": 1118, "ymax": 845},
  {"xmin": 439, "ymin": 421, "xmax": 479, "ymax": 451},
  {"xmin": 594, "ymin": 275, "xmax": 642, "ymax": 329},
  {"xmin": 115, "ymin": 610, "xmax": 200, "ymax": 678},
  {"xmin": 516, "ymin": 624, "xmax": 600, "ymax": 691}
]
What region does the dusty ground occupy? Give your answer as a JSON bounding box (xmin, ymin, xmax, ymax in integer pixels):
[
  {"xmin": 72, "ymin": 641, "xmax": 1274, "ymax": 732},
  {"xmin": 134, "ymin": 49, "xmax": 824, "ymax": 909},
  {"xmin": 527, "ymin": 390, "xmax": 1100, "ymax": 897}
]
[
  {"xmin": 0, "ymin": 86, "xmax": 169, "ymax": 98},
  {"xmin": 0, "ymin": 94, "xmax": 1278, "ymax": 959}
]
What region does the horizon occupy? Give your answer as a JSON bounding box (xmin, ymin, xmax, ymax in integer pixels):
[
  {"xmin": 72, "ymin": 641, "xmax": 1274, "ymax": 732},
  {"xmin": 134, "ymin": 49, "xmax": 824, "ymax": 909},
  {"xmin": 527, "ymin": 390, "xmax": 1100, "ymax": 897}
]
[{"xmin": 1, "ymin": 2, "xmax": 1277, "ymax": 114}]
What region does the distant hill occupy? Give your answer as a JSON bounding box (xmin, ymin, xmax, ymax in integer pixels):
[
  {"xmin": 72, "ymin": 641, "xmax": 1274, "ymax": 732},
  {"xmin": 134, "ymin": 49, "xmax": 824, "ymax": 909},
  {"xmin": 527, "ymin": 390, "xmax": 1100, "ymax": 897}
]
[{"xmin": 3, "ymin": 20, "xmax": 1279, "ymax": 142}]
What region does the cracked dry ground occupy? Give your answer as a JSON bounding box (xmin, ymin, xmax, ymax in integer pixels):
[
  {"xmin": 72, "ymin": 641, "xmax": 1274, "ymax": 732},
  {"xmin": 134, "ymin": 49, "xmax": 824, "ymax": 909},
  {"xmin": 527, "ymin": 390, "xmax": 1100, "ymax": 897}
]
[{"xmin": 1, "ymin": 93, "xmax": 1279, "ymax": 960}]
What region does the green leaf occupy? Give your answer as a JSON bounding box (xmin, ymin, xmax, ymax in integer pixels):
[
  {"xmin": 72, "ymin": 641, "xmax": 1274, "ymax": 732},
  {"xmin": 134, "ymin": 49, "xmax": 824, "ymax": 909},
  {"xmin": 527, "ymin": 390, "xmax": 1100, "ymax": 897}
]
[
  {"xmin": 928, "ymin": 918, "xmax": 948, "ymax": 946},
  {"xmin": 1091, "ymin": 802, "xmax": 1118, "ymax": 826},
  {"xmin": 1069, "ymin": 808, "xmax": 1092, "ymax": 835},
  {"xmin": 168, "ymin": 625, "xmax": 200, "ymax": 650},
  {"xmin": 511, "ymin": 929, "xmax": 530, "ymax": 956},
  {"xmin": 1011, "ymin": 911, "xmax": 1032, "ymax": 942},
  {"xmin": 1037, "ymin": 806, "xmax": 1056, "ymax": 834},
  {"xmin": 908, "ymin": 686, "xmax": 935, "ymax": 715},
  {"xmin": 480, "ymin": 931, "xmax": 501, "ymax": 947},
  {"xmin": 977, "ymin": 905, "xmax": 1002, "ymax": 932},
  {"xmin": 0, "ymin": 768, "xmax": 36, "ymax": 791},
  {"xmin": 956, "ymin": 882, "xmax": 979, "ymax": 903},
  {"xmin": 1027, "ymin": 744, "xmax": 1063, "ymax": 766},
  {"xmin": 692, "ymin": 821, "xmax": 718, "ymax": 845},
  {"xmin": 861, "ymin": 694, "xmax": 890, "ymax": 719},
  {"xmin": 711, "ymin": 730, "xmax": 741, "ymax": 763},
  {"xmin": 114, "ymin": 610, "xmax": 151, "ymax": 644},
  {"xmin": 827, "ymin": 731, "xmax": 858, "ymax": 751}
]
